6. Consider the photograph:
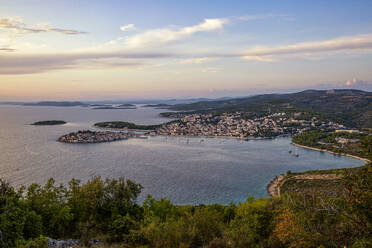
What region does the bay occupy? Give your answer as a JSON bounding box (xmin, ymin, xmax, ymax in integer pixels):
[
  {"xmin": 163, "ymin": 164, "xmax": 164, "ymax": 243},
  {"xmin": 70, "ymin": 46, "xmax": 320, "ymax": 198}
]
[{"xmin": 0, "ymin": 105, "xmax": 365, "ymax": 204}]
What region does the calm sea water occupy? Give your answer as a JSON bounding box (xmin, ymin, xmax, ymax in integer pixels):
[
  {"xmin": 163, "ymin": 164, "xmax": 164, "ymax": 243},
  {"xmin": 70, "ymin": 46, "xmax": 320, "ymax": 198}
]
[{"xmin": 0, "ymin": 105, "xmax": 365, "ymax": 204}]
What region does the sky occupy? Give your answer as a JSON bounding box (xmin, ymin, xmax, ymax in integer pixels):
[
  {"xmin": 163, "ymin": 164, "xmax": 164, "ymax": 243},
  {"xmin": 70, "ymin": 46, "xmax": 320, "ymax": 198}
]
[{"xmin": 1, "ymin": 0, "xmax": 372, "ymax": 101}]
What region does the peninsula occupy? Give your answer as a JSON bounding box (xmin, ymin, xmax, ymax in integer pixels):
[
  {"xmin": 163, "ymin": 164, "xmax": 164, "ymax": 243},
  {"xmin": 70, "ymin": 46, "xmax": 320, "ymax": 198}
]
[
  {"xmin": 58, "ymin": 130, "xmax": 137, "ymax": 143},
  {"xmin": 267, "ymin": 133, "xmax": 371, "ymax": 197}
]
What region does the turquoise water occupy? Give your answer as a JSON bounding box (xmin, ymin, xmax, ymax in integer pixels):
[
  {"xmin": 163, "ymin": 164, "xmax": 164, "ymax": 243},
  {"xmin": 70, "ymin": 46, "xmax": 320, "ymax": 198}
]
[{"xmin": 0, "ymin": 105, "xmax": 365, "ymax": 204}]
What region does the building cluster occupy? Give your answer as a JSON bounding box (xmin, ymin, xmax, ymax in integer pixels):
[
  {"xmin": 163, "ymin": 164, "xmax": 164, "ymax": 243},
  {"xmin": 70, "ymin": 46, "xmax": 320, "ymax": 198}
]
[
  {"xmin": 335, "ymin": 137, "xmax": 360, "ymax": 144},
  {"xmin": 157, "ymin": 112, "xmax": 345, "ymax": 138},
  {"xmin": 58, "ymin": 130, "xmax": 135, "ymax": 143}
]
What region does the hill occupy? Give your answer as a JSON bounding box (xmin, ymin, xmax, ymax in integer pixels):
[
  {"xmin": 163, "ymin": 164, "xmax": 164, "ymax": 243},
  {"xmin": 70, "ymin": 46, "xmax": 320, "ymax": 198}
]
[{"xmin": 165, "ymin": 89, "xmax": 372, "ymax": 128}]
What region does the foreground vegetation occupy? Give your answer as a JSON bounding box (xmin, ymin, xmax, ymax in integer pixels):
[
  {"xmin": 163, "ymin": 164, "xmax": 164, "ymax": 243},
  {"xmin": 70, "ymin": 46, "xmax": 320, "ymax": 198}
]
[{"xmin": 1, "ymin": 137, "xmax": 371, "ymax": 248}]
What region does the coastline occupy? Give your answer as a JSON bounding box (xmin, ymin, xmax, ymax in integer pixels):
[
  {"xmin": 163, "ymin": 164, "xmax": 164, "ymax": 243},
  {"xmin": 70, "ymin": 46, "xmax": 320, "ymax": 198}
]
[
  {"xmin": 94, "ymin": 124, "xmax": 286, "ymax": 140},
  {"xmin": 291, "ymin": 142, "xmax": 370, "ymax": 163},
  {"xmin": 267, "ymin": 175, "xmax": 284, "ymax": 197},
  {"xmin": 267, "ymin": 142, "xmax": 370, "ymax": 197}
]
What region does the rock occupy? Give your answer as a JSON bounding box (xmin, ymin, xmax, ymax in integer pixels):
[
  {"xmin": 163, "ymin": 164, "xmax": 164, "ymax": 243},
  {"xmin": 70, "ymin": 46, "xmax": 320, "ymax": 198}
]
[{"xmin": 48, "ymin": 238, "xmax": 80, "ymax": 247}]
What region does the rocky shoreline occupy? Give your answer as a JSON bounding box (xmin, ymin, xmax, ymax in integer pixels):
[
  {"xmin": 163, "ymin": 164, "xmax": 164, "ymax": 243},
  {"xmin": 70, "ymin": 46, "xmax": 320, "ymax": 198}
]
[{"xmin": 267, "ymin": 175, "xmax": 284, "ymax": 197}]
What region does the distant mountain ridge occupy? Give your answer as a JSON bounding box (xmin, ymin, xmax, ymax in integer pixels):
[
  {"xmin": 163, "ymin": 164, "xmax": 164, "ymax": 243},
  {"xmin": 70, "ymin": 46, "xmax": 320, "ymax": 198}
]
[
  {"xmin": 23, "ymin": 101, "xmax": 87, "ymax": 107},
  {"xmin": 166, "ymin": 89, "xmax": 372, "ymax": 128}
]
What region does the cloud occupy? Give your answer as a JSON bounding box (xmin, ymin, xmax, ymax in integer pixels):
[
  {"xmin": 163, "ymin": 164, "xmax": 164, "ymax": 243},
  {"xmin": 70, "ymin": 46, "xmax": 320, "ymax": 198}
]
[
  {"xmin": 125, "ymin": 18, "xmax": 228, "ymax": 48},
  {"xmin": 0, "ymin": 47, "xmax": 15, "ymax": 52},
  {"xmin": 201, "ymin": 67, "xmax": 218, "ymax": 73},
  {"xmin": 241, "ymin": 56, "xmax": 277, "ymax": 62},
  {"xmin": 179, "ymin": 57, "xmax": 214, "ymax": 65},
  {"xmin": 290, "ymin": 79, "xmax": 372, "ymax": 92},
  {"xmin": 0, "ymin": 51, "xmax": 176, "ymax": 74},
  {"xmin": 342, "ymin": 79, "xmax": 372, "ymax": 90},
  {"xmin": 0, "ymin": 17, "xmax": 86, "ymax": 35},
  {"xmin": 238, "ymin": 14, "xmax": 291, "ymax": 21},
  {"xmin": 241, "ymin": 34, "xmax": 372, "ymax": 61},
  {"xmin": 120, "ymin": 24, "xmax": 135, "ymax": 32},
  {"xmin": 2, "ymin": 28, "xmax": 372, "ymax": 75}
]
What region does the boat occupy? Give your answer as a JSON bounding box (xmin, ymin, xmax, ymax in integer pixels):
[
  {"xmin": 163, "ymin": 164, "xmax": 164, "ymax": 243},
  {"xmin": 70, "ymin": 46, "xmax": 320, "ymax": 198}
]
[{"xmin": 288, "ymin": 150, "xmax": 292, "ymax": 153}]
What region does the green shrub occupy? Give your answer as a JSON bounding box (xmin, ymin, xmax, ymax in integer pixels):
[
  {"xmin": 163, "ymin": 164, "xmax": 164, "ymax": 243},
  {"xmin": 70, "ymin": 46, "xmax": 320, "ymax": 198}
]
[{"xmin": 19, "ymin": 235, "xmax": 48, "ymax": 248}]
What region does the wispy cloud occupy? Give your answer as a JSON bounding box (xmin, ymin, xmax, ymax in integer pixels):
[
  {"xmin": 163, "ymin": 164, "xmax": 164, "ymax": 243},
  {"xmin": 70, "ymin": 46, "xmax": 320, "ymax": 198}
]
[
  {"xmin": 0, "ymin": 17, "xmax": 87, "ymax": 35},
  {"xmin": 125, "ymin": 18, "xmax": 228, "ymax": 48},
  {"xmin": 2, "ymin": 26, "xmax": 372, "ymax": 74},
  {"xmin": 238, "ymin": 14, "xmax": 292, "ymax": 21},
  {"xmin": 302, "ymin": 79, "xmax": 372, "ymax": 92},
  {"xmin": 120, "ymin": 24, "xmax": 135, "ymax": 32},
  {"xmin": 179, "ymin": 57, "xmax": 214, "ymax": 65},
  {"xmin": 342, "ymin": 78, "xmax": 372, "ymax": 90},
  {"xmin": 0, "ymin": 51, "xmax": 176, "ymax": 74},
  {"xmin": 201, "ymin": 67, "xmax": 219, "ymax": 73},
  {"xmin": 241, "ymin": 34, "xmax": 372, "ymax": 61},
  {"xmin": 0, "ymin": 47, "xmax": 15, "ymax": 52}
]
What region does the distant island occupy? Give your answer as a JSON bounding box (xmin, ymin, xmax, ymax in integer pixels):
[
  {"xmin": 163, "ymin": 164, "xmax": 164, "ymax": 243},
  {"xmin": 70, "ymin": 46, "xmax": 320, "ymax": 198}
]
[
  {"xmin": 32, "ymin": 120, "xmax": 67, "ymax": 126},
  {"xmin": 143, "ymin": 103, "xmax": 172, "ymax": 108},
  {"xmin": 92, "ymin": 104, "xmax": 137, "ymax": 110},
  {"xmin": 24, "ymin": 101, "xmax": 87, "ymax": 107},
  {"xmin": 118, "ymin": 103, "xmax": 135, "ymax": 107}
]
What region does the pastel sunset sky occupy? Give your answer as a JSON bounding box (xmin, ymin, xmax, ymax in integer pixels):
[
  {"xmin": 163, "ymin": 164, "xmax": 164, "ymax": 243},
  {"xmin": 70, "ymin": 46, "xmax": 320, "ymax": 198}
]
[{"xmin": 1, "ymin": 0, "xmax": 372, "ymax": 100}]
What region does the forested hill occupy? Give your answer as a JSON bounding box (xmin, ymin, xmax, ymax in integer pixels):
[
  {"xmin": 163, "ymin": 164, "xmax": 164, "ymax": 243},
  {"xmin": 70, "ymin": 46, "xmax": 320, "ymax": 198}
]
[{"xmin": 166, "ymin": 89, "xmax": 372, "ymax": 128}]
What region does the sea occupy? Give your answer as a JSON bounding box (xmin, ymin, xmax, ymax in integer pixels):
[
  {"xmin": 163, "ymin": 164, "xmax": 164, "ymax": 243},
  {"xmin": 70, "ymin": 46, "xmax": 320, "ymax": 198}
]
[{"xmin": 0, "ymin": 105, "xmax": 365, "ymax": 204}]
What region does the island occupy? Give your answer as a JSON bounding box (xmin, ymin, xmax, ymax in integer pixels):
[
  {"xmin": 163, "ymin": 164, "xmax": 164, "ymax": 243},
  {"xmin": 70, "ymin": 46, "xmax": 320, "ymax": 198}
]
[
  {"xmin": 92, "ymin": 104, "xmax": 137, "ymax": 110},
  {"xmin": 24, "ymin": 101, "xmax": 87, "ymax": 107},
  {"xmin": 143, "ymin": 103, "xmax": 172, "ymax": 108},
  {"xmin": 118, "ymin": 103, "xmax": 136, "ymax": 108},
  {"xmin": 32, "ymin": 120, "xmax": 67, "ymax": 126},
  {"xmin": 94, "ymin": 121, "xmax": 161, "ymax": 130}
]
